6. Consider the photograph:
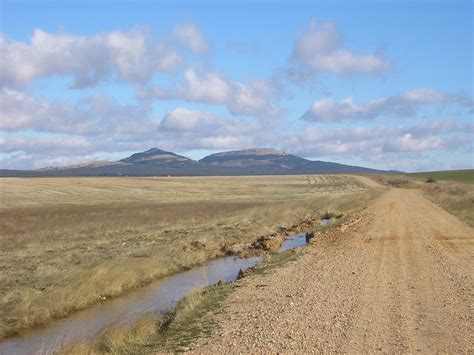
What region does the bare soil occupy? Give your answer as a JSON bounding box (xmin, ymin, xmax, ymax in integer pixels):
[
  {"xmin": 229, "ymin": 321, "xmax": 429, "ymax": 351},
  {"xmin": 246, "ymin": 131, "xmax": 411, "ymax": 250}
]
[{"xmin": 191, "ymin": 186, "xmax": 473, "ymax": 353}]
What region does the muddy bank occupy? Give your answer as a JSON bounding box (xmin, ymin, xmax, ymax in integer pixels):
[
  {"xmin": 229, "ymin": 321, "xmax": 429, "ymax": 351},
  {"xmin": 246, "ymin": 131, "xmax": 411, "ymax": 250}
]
[{"xmin": 222, "ymin": 214, "xmax": 337, "ymax": 257}]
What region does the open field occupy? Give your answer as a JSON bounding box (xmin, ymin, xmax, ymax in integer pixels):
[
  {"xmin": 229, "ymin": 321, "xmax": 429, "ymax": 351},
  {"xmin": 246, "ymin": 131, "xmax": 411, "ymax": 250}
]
[
  {"xmin": 407, "ymin": 169, "xmax": 474, "ymax": 182},
  {"xmin": 0, "ymin": 175, "xmax": 381, "ymax": 338}
]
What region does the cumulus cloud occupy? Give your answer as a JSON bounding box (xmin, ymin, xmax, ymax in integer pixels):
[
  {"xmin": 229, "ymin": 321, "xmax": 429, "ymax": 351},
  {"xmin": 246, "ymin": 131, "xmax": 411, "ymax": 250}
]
[
  {"xmin": 301, "ymin": 89, "xmax": 474, "ymax": 122},
  {"xmin": 292, "ymin": 21, "xmax": 391, "ymax": 76},
  {"xmin": 0, "ymin": 89, "xmax": 151, "ymax": 134},
  {"xmin": 160, "ymin": 108, "xmax": 215, "ymax": 131},
  {"xmin": 159, "ymin": 107, "xmax": 261, "ymax": 134},
  {"xmin": 0, "ymin": 28, "xmax": 185, "ymax": 88},
  {"xmin": 138, "ymin": 68, "xmax": 281, "ymax": 117},
  {"xmin": 0, "ymin": 86, "xmax": 264, "ymax": 139},
  {"xmin": 172, "ymin": 24, "xmax": 209, "ymax": 53},
  {"xmin": 383, "ymin": 133, "xmax": 443, "ymax": 152},
  {"xmin": 288, "ymin": 119, "xmax": 472, "ymax": 158},
  {"xmin": 0, "ymin": 135, "xmax": 93, "ymax": 154}
]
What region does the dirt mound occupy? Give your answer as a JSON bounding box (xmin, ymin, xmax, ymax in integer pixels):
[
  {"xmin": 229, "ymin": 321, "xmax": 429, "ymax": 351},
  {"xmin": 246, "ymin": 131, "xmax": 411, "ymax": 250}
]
[{"xmin": 251, "ymin": 233, "xmax": 284, "ymax": 251}]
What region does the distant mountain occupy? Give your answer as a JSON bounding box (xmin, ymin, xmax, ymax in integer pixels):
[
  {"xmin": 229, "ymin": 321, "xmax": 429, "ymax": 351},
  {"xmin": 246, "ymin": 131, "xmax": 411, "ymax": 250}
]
[
  {"xmin": 199, "ymin": 148, "xmax": 384, "ymax": 174},
  {"xmin": 200, "ymin": 148, "xmax": 313, "ymax": 172},
  {"xmin": 119, "ymin": 148, "xmax": 192, "ymax": 165},
  {"xmin": 0, "ymin": 147, "xmax": 392, "ymax": 177},
  {"xmin": 37, "ymin": 160, "xmax": 119, "ymax": 171},
  {"xmin": 26, "ymin": 148, "xmax": 219, "ymax": 177}
]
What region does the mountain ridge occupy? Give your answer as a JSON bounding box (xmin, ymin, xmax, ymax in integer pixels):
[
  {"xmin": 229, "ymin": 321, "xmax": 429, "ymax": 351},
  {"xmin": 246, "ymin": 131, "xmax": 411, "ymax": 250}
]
[{"xmin": 0, "ymin": 147, "xmax": 399, "ymax": 176}]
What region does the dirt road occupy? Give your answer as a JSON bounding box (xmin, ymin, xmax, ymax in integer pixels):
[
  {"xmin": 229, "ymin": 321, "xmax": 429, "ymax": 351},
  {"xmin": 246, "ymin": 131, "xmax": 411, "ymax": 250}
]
[{"xmin": 191, "ymin": 187, "xmax": 473, "ymax": 353}]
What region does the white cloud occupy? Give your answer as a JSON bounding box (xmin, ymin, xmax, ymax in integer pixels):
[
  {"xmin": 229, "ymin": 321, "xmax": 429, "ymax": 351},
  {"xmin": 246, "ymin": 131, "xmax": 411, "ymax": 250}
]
[
  {"xmin": 401, "ymin": 88, "xmax": 445, "ymax": 102},
  {"xmin": 0, "ymin": 88, "xmax": 150, "ymax": 134},
  {"xmin": 138, "ymin": 68, "xmax": 281, "ymax": 117},
  {"xmin": 158, "ymin": 107, "xmax": 262, "ymax": 136},
  {"xmin": 160, "ymin": 108, "xmax": 216, "ymax": 131},
  {"xmin": 288, "ymin": 120, "xmax": 472, "ymax": 158},
  {"xmin": 301, "ymin": 89, "xmax": 473, "ymax": 122},
  {"xmin": 0, "ymin": 28, "xmax": 184, "ymax": 88},
  {"xmin": 198, "ymin": 135, "xmax": 250, "ymax": 149},
  {"xmin": 0, "ymin": 135, "xmax": 93, "ymax": 154},
  {"xmin": 172, "ymin": 24, "xmax": 209, "ymax": 53},
  {"xmin": 179, "ymin": 69, "xmax": 232, "ymax": 103},
  {"xmin": 383, "ymin": 133, "xmax": 443, "ymax": 152},
  {"xmin": 293, "ymin": 21, "xmax": 391, "ymax": 76}
]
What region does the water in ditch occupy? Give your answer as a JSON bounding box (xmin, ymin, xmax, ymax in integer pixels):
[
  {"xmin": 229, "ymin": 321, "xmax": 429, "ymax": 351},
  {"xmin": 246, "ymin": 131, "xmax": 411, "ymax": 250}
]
[{"xmin": 0, "ymin": 232, "xmax": 308, "ymax": 354}]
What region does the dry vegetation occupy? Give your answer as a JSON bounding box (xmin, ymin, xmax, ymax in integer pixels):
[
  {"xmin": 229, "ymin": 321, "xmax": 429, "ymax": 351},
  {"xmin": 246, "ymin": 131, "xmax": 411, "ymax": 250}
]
[
  {"xmin": 368, "ymin": 174, "xmax": 474, "ymax": 226},
  {"xmin": 422, "ymin": 182, "xmax": 474, "ymax": 226},
  {"xmin": 0, "ymin": 175, "xmax": 381, "ymax": 338}
]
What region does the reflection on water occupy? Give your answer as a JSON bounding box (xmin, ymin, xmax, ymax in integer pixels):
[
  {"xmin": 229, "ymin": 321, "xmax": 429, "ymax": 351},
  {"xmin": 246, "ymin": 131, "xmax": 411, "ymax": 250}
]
[
  {"xmin": 0, "ymin": 233, "xmax": 307, "ymax": 354},
  {"xmin": 279, "ymin": 232, "xmax": 307, "ymax": 252}
]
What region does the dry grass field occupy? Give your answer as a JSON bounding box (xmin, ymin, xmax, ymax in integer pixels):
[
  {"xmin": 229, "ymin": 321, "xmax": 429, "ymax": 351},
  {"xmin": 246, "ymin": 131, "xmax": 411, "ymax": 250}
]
[{"xmin": 0, "ymin": 175, "xmax": 381, "ymax": 338}]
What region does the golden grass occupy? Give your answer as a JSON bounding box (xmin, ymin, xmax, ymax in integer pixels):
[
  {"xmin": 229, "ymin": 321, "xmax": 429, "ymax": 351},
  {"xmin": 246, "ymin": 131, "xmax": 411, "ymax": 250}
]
[
  {"xmin": 421, "ymin": 181, "xmax": 474, "ymax": 226},
  {"xmin": 0, "ymin": 175, "xmax": 366, "ymax": 208},
  {"xmin": 64, "ymin": 314, "xmax": 161, "ymax": 354},
  {"xmin": 0, "ymin": 175, "xmax": 380, "ymax": 338}
]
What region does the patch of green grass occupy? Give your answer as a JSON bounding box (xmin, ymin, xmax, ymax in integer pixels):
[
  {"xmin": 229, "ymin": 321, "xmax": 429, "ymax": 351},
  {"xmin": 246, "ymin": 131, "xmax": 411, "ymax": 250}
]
[
  {"xmin": 151, "ymin": 251, "xmax": 303, "ymax": 351},
  {"xmin": 251, "ymin": 249, "xmax": 302, "ymax": 276},
  {"xmin": 408, "ymin": 169, "xmax": 474, "ymax": 182},
  {"xmin": 151, "ymin": 283, "xmax": 234, "ymax": 352}
]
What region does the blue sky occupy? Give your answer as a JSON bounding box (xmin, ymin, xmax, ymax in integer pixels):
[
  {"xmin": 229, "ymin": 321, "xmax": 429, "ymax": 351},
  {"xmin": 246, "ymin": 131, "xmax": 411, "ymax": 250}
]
[{"xmin": 0, "ymin": 0, "xmax": 472, "ymax": 171}]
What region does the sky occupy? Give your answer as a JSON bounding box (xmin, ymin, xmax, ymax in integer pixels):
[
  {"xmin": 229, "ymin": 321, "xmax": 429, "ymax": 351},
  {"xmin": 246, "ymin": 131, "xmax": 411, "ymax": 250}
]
[{"xmin": 0, "ymin": 0, "xmax": 472, "ymax": 172}]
